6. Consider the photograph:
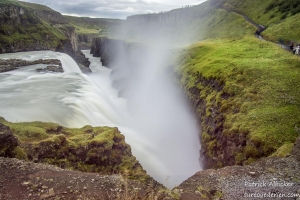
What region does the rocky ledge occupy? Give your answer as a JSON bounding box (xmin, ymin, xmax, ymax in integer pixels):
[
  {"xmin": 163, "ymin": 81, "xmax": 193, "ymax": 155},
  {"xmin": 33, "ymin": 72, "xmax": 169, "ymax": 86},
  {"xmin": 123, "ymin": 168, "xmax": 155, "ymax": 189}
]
[
  {"xmin": 36, "ymin": 65, "xmax": 64, "ymax": 73},
  {"xmin": 0, "ymin": 59, "xmax": 62, "ymax": 73}
]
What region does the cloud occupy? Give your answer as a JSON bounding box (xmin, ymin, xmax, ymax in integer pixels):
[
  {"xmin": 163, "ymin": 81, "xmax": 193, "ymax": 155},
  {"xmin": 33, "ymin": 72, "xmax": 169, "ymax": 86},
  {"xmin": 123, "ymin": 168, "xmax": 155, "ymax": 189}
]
[{"xmin": 19, "ymin": 0, "xmax": 206, "ymax": 19}]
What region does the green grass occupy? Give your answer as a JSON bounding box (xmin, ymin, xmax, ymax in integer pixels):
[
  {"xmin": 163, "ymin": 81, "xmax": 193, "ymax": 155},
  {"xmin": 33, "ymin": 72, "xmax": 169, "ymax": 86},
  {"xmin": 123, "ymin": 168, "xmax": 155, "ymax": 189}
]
[
  {"xmin": 262, "ymin": 12, "xmax": 300, "ymax": 43},
  {"xmin": 0, "ymin": 0, "xmax": 18, "ymax": 6},
  {"xmin": 177, "ymin": 36, "xmax": 300, "ymax": 165},
  {"xmin": 219, "ymin": 0, "xmax": 300, "ymax": 42}
]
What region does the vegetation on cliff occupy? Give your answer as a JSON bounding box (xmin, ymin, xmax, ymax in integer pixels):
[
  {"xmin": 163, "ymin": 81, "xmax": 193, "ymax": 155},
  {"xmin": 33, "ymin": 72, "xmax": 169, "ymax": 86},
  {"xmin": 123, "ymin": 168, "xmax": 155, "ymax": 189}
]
[
  {"xmin": 177, "ymin": 36, "xmax": 300, "ymax": 167},
  {"xmin": 0, "ymin": 117, "xmax": 148, "ymax": 181}
]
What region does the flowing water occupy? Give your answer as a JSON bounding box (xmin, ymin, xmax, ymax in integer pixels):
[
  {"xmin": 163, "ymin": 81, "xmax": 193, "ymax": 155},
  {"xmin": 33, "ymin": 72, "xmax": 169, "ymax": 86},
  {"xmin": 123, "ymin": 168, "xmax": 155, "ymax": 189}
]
[{"xmin": 0, "ymin": 50, "xmax": 201, "ymax": 188}]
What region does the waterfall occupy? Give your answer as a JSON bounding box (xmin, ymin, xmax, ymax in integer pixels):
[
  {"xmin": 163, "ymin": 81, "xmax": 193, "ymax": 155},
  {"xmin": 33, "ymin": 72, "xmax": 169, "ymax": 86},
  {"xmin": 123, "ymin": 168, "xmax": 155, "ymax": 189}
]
[{"xmin": 0, "ymin": 50, "xmax": 201, "ymax": 188}]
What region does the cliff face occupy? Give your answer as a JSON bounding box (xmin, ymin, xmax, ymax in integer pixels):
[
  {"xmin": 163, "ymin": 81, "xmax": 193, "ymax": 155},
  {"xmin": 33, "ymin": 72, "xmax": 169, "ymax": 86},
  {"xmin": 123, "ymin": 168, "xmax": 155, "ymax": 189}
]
[
  {"xmin": 78, "ymin": 33, "xmax": 98, "ymax": 50},
  {"xmin": 90, "ymin": 37, "xmax": 124, "ymax": 67}
]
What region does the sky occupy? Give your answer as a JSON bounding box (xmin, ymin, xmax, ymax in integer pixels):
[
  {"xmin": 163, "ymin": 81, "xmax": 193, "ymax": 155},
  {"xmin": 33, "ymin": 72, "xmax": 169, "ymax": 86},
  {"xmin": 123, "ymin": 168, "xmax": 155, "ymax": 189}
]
[{"xmin": 19, "ymin": 0, "xmax": 207, "ymax": 19}]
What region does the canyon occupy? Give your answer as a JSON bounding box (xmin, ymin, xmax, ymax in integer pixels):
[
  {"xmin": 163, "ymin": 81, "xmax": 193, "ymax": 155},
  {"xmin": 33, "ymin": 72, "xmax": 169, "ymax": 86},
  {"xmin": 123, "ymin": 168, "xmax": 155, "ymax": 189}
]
[{"xmin": 0, "ymin": 0, "xmax": 300, "ymax": 199}]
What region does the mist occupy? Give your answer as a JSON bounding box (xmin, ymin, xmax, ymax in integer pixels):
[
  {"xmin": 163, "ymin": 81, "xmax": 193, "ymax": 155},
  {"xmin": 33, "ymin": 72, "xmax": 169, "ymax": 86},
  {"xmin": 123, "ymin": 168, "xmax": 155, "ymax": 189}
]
[{"xmin": 106, "ymin": 17, "xmax": 203, "ymax": 187}]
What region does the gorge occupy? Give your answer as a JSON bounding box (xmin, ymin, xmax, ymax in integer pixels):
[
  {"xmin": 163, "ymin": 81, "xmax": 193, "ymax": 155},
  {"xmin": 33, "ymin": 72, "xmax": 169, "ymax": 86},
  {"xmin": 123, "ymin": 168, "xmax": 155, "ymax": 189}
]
[
  {"xmin": 0, "ymin": 49, "xmax": 202, "ymax": 188},
  {"xmin": 1, "ymin": 0, "xmax": 300, "ymax": 199}
]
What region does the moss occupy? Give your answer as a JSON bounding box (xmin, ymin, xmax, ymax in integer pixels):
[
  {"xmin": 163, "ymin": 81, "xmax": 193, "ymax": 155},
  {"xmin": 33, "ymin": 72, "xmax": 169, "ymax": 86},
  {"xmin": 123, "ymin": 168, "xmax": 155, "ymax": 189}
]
[
  {"xmin": 12, "ymin": 147, "xmax": 27, "ymax": 160},
  {"xmin": 202, "ymin": 132, "xmax": 211, "ymax": 143},
  {"xmin": 244, "ymin": 157, "xmax": 256, "ymax": 165},
  {"xmin": 235, "ymin": 152, "xmax": 245, "ymax": 165},
  {"xmin": 270, "ymin": 143, "xmax": 294, "ymax": 157},
  {"xmin": 244, "ymin": 144, "xmax": 260, "ymax": 158}
]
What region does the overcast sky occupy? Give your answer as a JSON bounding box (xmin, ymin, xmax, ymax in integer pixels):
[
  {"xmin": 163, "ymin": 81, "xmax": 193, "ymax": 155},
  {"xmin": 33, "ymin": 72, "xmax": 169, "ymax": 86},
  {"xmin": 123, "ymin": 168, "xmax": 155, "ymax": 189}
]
[{"xmin": 19, "ymin": 0, "xmax": 207, "ymax": 19}]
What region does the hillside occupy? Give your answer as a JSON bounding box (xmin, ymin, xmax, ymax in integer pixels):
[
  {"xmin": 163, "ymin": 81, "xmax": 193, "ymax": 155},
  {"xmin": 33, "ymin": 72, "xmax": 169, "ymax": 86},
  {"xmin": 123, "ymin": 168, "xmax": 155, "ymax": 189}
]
[
  {"xmin": 217, "ymin": 0, "xmax": 300, "ymax": 43},
  {"xmin": 0, "ymin": 0, "xmax": 78, "ymax": 55}
]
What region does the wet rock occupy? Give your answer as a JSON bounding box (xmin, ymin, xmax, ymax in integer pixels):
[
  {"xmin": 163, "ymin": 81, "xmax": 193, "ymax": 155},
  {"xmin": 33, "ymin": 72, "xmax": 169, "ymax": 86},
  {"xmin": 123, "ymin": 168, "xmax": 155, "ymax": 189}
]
[
  {"xmin": 36, "ymin": 65, "xmax": 64, "ymax": 73},
  {"xmin": 0, "ymin": 59, "xmax": 63, "ymax": 73}
]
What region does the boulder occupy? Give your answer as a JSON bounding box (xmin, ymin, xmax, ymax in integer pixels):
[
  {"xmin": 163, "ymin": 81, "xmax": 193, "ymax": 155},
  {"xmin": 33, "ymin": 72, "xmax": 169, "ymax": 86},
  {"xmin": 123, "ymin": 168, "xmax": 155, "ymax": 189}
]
[{"xmin": 0, "ymin": 123, "xmax": 19, "ymax": 157}]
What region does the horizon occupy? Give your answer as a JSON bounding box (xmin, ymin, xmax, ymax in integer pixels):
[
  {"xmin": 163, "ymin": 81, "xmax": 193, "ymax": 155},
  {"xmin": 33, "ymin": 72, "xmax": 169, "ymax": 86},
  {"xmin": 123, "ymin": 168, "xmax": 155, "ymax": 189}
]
[{"xmin": 18, "ymin": 0, "xmax": 207, "ymax": 19}]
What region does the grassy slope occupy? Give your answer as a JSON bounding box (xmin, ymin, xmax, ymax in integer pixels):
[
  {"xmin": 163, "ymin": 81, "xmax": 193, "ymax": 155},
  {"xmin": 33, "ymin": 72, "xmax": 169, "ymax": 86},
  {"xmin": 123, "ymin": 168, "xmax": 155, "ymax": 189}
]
[
  {"xmin": 175, "ymin": 0, "xmax": 300, "ymax": 166},
  {"xmin": 221, "ymin": 0, "xmax": 300, "ymax": 42}
]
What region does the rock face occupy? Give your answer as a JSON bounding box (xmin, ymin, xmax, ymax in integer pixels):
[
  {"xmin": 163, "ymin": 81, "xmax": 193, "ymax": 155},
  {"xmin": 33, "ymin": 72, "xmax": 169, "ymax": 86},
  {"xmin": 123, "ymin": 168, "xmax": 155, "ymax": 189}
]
[
  {"xmin": 36, "ymin": 65, "xmax": 64, "ymax": 73},
  {"xmin": 181, "ymin": 73, "xmax": 235, "ymax": 169},
  {"xmin": 78, "ymin": 33, "xmax": 98, "ymax": 50},
  {"xmin": 75, "ymin": 50, "xmax": 91, "ymax": 73},
  {"xmin": 90, "ymin": 37, "xmax": 124, "ymax": 67},
  {"xmin": 0, "ymin": 123, "xmax": 19, "ymax": 157},
  {"xmin": 78, "ymin": 34, "xmax": 98, "ymax": 44}
]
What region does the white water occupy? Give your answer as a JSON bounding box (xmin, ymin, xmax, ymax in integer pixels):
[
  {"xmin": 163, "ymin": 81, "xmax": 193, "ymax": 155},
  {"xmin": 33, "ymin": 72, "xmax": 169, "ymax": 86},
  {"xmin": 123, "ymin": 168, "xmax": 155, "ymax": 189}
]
[{"xmin": 0, "ymin": 50, "xmax": 201, "ymax": 188}]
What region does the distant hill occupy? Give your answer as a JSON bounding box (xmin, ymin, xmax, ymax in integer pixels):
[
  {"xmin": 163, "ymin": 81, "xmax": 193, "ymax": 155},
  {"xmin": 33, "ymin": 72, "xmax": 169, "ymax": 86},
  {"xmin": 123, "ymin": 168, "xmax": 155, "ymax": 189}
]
[
  {"xmin": 125, "ymin": 0, "xmax": 300, "ymax": 44},
  {"xmin": 64, "ymin": 15, "xmax": 123, "ymax": 35},
  {"xmin": 63, "ymin": 15, "xmax": 124, "ymax": 49}
]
